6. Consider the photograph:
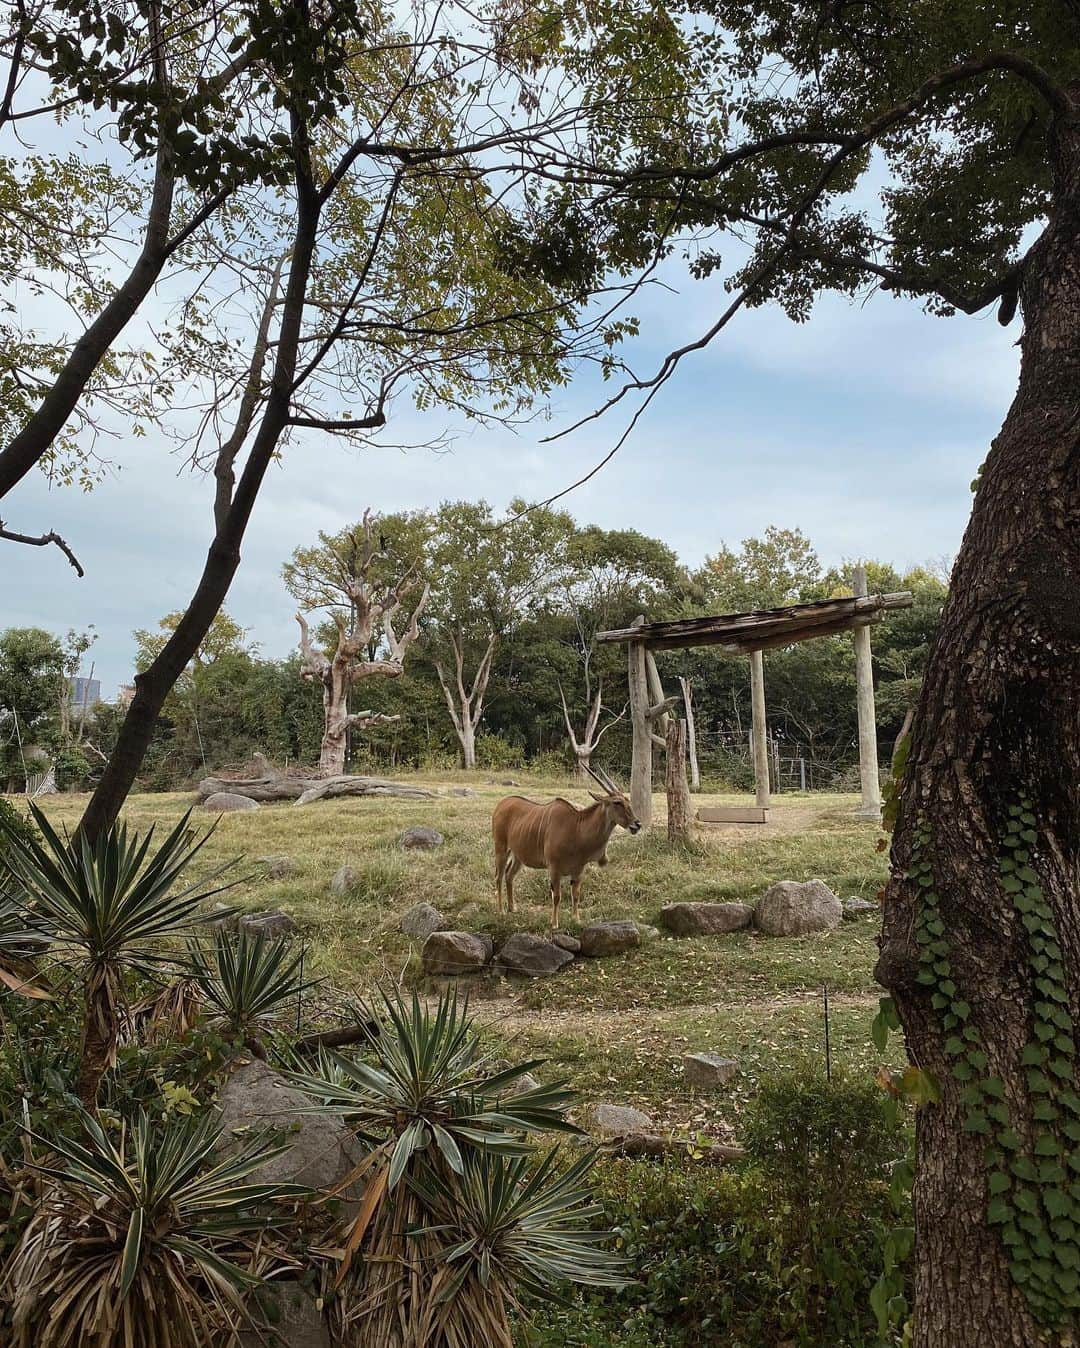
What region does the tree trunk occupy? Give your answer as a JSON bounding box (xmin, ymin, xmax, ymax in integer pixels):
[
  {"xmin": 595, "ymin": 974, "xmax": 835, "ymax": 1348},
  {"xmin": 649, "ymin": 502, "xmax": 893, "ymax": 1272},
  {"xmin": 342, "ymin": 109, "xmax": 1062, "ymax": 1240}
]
[
  {"xmin": 78, "ymin": 140, "xmax": 321, "ymax": 844},
  {"xmin": 678, "ymin": 676, "xmax": 700, "ymax": 791},
  {"xmin": 878, "ymin": 129, "xmax": 1080, "ymax": 1347},
  {"xmin": 459, "ymin": 717, "xmax": 477, "ymax": 771},
  {"xmin": 319, "ymin": 660, "xmax": 351, "ymax": 777},
  {"xmin": 665, "ymin": 718, "xmax": 692, "ymax": 845}
]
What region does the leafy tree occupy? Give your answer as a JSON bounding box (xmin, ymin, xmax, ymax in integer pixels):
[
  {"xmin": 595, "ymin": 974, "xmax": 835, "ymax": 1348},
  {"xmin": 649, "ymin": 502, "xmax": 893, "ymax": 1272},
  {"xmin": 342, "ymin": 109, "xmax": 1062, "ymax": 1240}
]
[
  {"xmin": 134, "ymin": 611, "xmax": 254, "ymax": 674},
  {"xmin": 697, "ymin": 527, "xmax": 827, "ymax": 612},
  {"xmin": 597, "ymin": 7, "xmax": 1080, "ymax": 1336},
  {"xmin": 46, "ymin": 0, "xmax": 697, "ymax": 839},
  {"xmin": 424, "ymin": 500, "xmax": 577, "ymax": 769},
  {"xmin": 0, "ymin": 627, "xmax": 64, "ymax": 788}
]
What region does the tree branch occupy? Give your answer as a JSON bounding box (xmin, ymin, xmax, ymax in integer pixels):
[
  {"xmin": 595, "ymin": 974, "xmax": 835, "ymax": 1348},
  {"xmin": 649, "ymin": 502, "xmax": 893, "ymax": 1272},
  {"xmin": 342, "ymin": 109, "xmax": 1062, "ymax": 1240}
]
[{"xmin": 0, "ymin": 520, "xmax": 84, "ymax": 576}]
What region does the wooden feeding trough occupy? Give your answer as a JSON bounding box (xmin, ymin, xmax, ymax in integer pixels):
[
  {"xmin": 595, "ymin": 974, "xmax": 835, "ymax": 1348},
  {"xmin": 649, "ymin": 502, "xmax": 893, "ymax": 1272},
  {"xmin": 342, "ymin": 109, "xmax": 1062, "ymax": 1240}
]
[
  {"xmin": 597, "ymin": 571, "xmax": 914, "ymax": 834},
  {"xmin": 697, "ymin": 805, "xmax": 770, "ymax": 826}
]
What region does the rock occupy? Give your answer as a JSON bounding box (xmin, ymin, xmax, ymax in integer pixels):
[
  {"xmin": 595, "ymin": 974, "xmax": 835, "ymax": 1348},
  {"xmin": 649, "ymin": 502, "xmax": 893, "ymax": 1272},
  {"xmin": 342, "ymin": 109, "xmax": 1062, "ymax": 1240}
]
[
  {"xmin": 659, "ymin": 902, "xmax": 753, "ymax": 936},
  {"xmin": 843, "ymin": 896, "xmax": 879, "ymax": 919},
  {"xmin": 217, "ymin": 1058, "xmax": 363, "ymax": 1193},
  {"xmin": 499, "ymin": 778, "xmax": 520, "ymax": 786},
  {"xmin": 450, "ymin": 787, "xmax": 477, "ymax": 797},
  {"xmin": 238, "ymin": 909, "xmax": 296, "ymax": 939},
  {"xmin": 330, "ymin": 865, "xmax": 358, "ymax": 896},
  {"xmin": 683, "ymin": 1052, "xmax": 738, "ymax": 1089},
  {"xmin": 241, "ymin": 1283, "xmax": 331, "ymax": 1348},
  {"xmin": 637, "ymin": 924, "xmax": 661, "ymax": 943},
  {"xmin": 399, "ymin": 902, "xmax": 450, "ymax": 941},
  {"xmin": 491, "ymin": 1059, "xmax": 542, "ymax": 1095},
  {"xmin": 551, "ymin": 932, "xmax": 581, "ymax": 954},
  {"xmin": 421, "ymin": 930, "xmax": 493, "ymax": 975},
  {"xmin": 205, "ymin": 903, "xmax": 237, "ymax": 927},
  {"xmin": 495, "ymin": 932, "xmax": 574, "ymax": 978},
  {"xmin": 754, "ymin": 879, "xmax": 842, "ymax": 937},
  {"xmin": 426, "ymin": 972, "xmax": 511, "ymax": 1000},
  {"xmin": 585, "ymin": 1102, "xmax": 654, "ymax": 1135},
  {"xmin": 258, "ymin": 855, "xmax": 296, "ymax": 880},
  {"xmin": 203, "ymin": 791, "xmax": 260, "ymax": 812},
  {"xmin": 400, "ymin": 825, "xmax": 444, "ymax": 851},
  {"xmin": 579, "ymin": 920, "xmax": 641, "ymax": 957}
]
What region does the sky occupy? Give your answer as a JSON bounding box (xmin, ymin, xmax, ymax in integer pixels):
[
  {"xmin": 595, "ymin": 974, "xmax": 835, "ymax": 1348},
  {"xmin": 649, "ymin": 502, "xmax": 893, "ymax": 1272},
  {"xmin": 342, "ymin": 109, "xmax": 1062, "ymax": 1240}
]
[{"xmin": 2, "ymin": 259, "xmax": 1021, "ymax": 697}]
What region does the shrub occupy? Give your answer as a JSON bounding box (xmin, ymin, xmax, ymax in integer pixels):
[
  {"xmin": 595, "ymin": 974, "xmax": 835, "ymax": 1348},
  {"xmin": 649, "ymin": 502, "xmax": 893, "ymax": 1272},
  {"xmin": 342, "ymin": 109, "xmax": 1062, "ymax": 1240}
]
[
  {"xmin": 52, "ymin": 746, "xmax": 91, "ymax": 792},
  {"xmin": 529, "ymin": 1069, "xmax": 909, "ymax": 1348},
  {"xmin": 287, "ymin": 988, "xmax": 627, "ymax": 1347},
  {"xmin": 4, "ymin": 1108, "xmax": 308, "ymax": 1347},
  {"xmin": 0, "ymin": 805, "xmax": 236, "ymax": 1104},
  {"xmin": 0, "ymin": 799, "xmax": 37, "ymax": 873},
  {"xmin": 475, "ymin": 732, "xmax": 526, "ymax": 771}
]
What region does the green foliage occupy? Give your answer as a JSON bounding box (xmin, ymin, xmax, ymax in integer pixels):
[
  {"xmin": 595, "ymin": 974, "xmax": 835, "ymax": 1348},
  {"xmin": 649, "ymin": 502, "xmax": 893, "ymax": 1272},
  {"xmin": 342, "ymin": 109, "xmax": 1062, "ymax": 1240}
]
[
  {"xmin": 545, "ymin": 1072, "xmax": 907, "ymax": 1348},
  {"xmin": 0, "ymin": 799, "xmax": 38, "ymax": 869},
  {"xmin": 288, "ymin": 988, "xmax": 624, "ymax": 1346},
  {"xmin": 188, "ymin": 926, "xmax": 310, "ymax": 1045},
  {"xmin": 904, "ymin": 807, "xmax": 1080, "ymax": 1325},
  {"xmin": 4, "ymin": 1108, "xmax": 309, "ymax": 1348},
  {"xmin": 0, "ymin": 804, "xmax": 236, "ymax": 1102}
]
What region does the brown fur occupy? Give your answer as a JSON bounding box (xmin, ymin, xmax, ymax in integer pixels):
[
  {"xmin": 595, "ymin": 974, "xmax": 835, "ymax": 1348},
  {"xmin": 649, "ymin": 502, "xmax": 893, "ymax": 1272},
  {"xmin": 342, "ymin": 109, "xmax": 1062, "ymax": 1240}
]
[{"xmin": 491, "ymin": 790, "xmax": 640, "ymax": 929}]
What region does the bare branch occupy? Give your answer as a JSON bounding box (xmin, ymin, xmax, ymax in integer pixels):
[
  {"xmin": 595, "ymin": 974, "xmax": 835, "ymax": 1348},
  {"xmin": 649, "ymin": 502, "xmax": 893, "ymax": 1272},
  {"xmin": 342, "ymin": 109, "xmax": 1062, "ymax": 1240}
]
[{"xmin": 0, "ymin": 520, "xmax": 84, "ymax": 576}]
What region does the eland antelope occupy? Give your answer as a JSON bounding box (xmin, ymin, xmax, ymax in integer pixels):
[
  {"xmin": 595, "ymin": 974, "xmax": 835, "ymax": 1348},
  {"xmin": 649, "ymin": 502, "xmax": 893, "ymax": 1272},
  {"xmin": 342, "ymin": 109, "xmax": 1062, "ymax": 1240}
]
[{"xmin": 491, "ymin": 764, "xmax": 641, "ymax": 929}]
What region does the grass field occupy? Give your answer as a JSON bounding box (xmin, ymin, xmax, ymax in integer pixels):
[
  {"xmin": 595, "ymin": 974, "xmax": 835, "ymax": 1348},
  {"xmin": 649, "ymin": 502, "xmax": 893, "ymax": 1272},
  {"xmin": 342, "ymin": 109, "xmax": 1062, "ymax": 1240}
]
[{"xmin": 31, "ymin": 772, "xmax": 896, "ymax": 1141}]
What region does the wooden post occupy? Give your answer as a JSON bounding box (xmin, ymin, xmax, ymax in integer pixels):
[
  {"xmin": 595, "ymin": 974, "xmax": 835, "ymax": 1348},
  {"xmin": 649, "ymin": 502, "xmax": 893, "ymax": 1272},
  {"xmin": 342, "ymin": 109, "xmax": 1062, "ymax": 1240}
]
[
  {"xmin": 749, "ymin": 649, "xmax": 770, "ymax": 808},
  {"xmin": 852, "ymin": 565, "xmax": 882, "ymax": 819},
  {"xmin": 665, "ymin": 718, "xmax": 692, "ymax": 844},
  {"xmin": 628, "ymin": 618, "xmax": 652, "ymax": 829},
  {"xmin": 678, "ymin": 676, "xmax": 700, "ymax": 791}
]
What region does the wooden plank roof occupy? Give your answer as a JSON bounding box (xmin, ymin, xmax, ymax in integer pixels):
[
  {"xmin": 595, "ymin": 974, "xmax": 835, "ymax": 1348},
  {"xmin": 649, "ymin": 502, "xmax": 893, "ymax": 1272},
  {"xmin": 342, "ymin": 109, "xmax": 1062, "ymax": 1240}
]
[{"xmin": 596, "ymin": 592, "xmax": 914, "ymax": 654}]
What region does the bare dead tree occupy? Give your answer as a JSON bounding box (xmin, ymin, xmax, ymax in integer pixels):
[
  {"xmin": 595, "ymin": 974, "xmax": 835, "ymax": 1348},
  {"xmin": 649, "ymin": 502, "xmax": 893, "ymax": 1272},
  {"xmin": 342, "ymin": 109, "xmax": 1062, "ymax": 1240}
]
[
  {"xmin": 295, "ymin": 511, "xmax": 430, "ymax": 776},
  {"xmin": 558, "ymin": 679, "xmax": 627, "ymax": 777},
  {"xmin": 434, "ymin": 632, "xmax": 497, "ymax": 772}
]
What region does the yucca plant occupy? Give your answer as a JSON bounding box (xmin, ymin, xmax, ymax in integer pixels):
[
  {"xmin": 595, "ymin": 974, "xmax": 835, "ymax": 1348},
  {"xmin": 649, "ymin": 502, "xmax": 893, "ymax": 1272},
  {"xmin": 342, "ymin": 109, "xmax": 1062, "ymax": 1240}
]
[
  {"xmin": 0, "ymin": 804, "xmax": 235, "ymax": 1105},
  {"xmin": 288, "ymin": 988, "xmax": 626, "ymax": 1347},
  {"xmin": 4, "ymin": 1107, "xmax": 309, "ymax": 1348},
  {"xmin": 188, "ymin": 924, "xmax": 312, "ymax": 1051}
]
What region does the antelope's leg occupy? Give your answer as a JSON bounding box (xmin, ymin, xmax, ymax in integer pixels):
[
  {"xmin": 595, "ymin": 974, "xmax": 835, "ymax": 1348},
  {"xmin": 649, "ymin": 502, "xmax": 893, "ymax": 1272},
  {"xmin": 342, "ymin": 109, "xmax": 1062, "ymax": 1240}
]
[
  {"xmin": 548, "ymin": 867, "xmax": 562, "ymax": 931},
  {"xmin": 494, "ymin": 845, "xmax": 508, "ymax": 912},
  {"xmin": 505, "ymin": 856, "xmax": 521, "ymax": 912},
  {"xmin": 570, "ymin": 873, "xmax": 583, "ymax": 920}
]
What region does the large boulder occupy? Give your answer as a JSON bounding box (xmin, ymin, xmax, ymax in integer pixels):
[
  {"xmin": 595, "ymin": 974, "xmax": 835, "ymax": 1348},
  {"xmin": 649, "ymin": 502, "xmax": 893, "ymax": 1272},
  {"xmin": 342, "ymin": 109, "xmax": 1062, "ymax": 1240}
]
[
  {"xmin": 203, "ymin": 791, "xmax": 259, "ymax": 812},
  {"xmin": 399, "ymin": 902, "xmax": 450, "ymax": 941},
  {"xmin": 401, "ymin": 825, "xmax": 444, "ymax": 851},
  {"xmin": 585, "ymin": 1102, "xmax": 654, "ymax": 1135},
  {"xmin": 240, "ymin": 1284, "xmax": 331, "ymax": 1348},
  {"xmin": 579, "ymin": 920, "xmax": 640, "ymax": 958},
  {"xmin": 754, "ymin": 880, "xmax": 842, "ymax": 936},
  {"xmin": 683, "ymin": 1052, "xmax": 738, "ymax": 1089},
  {"xmin": 660, "ymin": 902, "xmax": 753, "ymax": 936},
  {"xmin": 239, "ymin": 909, "xmax": 296, "ymax": 939},
  {"xmin": 216, "ymin": 1059, "xmax": 362, "ymax": 1193},
  {"xmin": 421, "ymin": 930, "xmax": 493, "ymax": 975},
  {"xmin": 495, "ymin": 933, "xmax": 574, "ymax": 978}
]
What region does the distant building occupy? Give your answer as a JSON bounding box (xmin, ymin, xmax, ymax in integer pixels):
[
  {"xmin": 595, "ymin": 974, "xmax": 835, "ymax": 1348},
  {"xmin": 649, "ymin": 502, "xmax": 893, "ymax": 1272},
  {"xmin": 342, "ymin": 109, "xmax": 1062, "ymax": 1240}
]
[{"xmin": 69, "ymin": 676, "xmax": 101, "ymax": 717}]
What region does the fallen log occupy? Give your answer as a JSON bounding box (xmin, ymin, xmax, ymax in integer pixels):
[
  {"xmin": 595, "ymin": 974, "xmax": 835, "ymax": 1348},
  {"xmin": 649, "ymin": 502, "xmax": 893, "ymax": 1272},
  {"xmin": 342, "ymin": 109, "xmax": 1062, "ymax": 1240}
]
[
  {"xmin": 294, "ymin": 1021, "xmax": 378, "ymax": 1056},
  {"xmin": 597, "ymin": 1132, "xmax": 746, "ymax": 1164},
  {"xmin": 293, "ymin": 776, "xmax": 435, "ymax": 805},
  {"xmin": 196, "ymin": 771, "xmax": 435, "ymax": 805}
]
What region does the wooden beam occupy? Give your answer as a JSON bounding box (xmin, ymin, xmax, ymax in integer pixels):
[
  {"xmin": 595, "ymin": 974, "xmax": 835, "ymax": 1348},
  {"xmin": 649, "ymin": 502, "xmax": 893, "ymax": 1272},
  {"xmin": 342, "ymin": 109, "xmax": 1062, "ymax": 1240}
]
[
  {"xmin": 596, "ymin": 591, "xmax": 914, "ymax": 651},
  {"xmin": 852, "ymin": 566, "xmax": 882, "ymax": 819},
  {"xmin": 750, "ymin": 649, "xmax": 770, "ymax": 809},
  {"xmin": 697, "ymin": 805, "xmax": 769, "ymax": 824},
  {"xmin": 628, "ymin": 619, "xmax": 652, "ymax": 829}
]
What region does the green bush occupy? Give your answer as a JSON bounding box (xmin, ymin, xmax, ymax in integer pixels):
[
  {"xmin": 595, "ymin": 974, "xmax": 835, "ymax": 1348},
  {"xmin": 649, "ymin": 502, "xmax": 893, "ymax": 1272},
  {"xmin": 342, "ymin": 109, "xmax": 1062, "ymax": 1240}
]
[
  {"xmin": 52, "ymin": 746, "xmax": 91, "ymax": 791},
  {"xmin": 476, "ymin": 732, "xmax": 526, "ymax": 771},
  {"xmin": 0, "ymin": 799, "xmax": 38, "ymax": 871},
  {"xmin": 527, "ymin": 1069, "xmax": 909, "ymax": 1348}
]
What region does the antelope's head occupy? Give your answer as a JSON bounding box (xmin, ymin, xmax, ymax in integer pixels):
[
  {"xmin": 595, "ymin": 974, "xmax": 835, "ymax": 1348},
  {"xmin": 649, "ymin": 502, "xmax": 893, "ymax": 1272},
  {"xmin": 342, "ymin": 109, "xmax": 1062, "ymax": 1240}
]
[{"xmin": 586, "ymin": 765, "xmax": 641, "ymax": 834}]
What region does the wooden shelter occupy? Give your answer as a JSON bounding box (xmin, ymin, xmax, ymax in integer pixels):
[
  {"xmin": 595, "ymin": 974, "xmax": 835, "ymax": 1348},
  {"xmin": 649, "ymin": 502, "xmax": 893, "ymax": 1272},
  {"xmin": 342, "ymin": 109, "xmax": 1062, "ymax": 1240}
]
[{"xmin": 596, "ymin": 573, "xmax": 913, "ymax": 829}]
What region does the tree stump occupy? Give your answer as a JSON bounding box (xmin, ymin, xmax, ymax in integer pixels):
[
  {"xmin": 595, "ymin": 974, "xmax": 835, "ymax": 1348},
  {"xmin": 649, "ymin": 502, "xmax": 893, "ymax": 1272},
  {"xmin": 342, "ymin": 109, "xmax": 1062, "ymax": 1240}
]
[{"xmin": 665, "ymin": 718, "xmax": 692, "ymax": 845}]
